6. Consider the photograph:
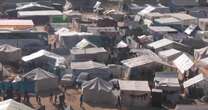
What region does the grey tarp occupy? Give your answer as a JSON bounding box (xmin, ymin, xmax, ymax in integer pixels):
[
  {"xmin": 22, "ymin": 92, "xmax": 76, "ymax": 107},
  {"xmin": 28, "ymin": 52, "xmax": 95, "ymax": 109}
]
[
  {"xmin": 0, "ymin": 44, "xmax": 22, "ymax": 63},
  {"xmin": 82, "ymin": 78, "xmax": 116, "ymax": 105},
  {"xmin": 71, "ymin": 61, "xmax": 112, "ymax": 80},
  {"xmin": 23, "ymin": 68, "xmax": 58, "ymax": 94}
]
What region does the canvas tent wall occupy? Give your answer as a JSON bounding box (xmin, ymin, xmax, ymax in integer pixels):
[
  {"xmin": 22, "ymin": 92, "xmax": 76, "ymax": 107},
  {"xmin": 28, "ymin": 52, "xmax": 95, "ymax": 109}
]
[
  {"xmin": 0, "ymin": 44, "xmax": 22, "ymax": 63},
  {"xmin": 71, "ymin": 61, "xmax": 112, "ymax": 80},
  {"xmin": 70, "ymin": 47, "xmax": 109, "ymax": 63},
  {"xmin": 82, "ymin": 78, "xmax": 116, "ymax": 105},
  {"xmin": 0, "ymin": 99, "xmax": 34, "ymax": 110},
  {"xmin": 119, "ymin": 80, "xmax": 151, "ymax": 107},
  {"xmin": 23, "ymin": 68, "xmax": 58, "ymax": 94}
]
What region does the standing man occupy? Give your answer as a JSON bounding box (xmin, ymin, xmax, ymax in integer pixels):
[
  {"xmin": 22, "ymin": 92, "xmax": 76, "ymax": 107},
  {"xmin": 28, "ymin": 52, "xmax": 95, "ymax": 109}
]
[{"xmin": 80, "ymin": 94, "xmax": 84, "ymax": 107}]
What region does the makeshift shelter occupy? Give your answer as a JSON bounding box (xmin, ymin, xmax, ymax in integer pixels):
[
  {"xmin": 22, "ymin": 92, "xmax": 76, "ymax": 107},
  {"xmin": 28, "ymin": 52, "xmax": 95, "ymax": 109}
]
[
  {"xmin": 71, "ymin": 61, "xmax": 112, "ymax": 80},
  {"xmin": 17, "ymin": 10, "xmax": 62, "ymax": 25},
  {"xmin": 82, "ymin": 78, "xmax": 116, "ymax": 105},
  {"xmin": 0, "ymin": 99, "xmax": 34, "ymax": 110},
  {"xmin": 183, "ymin": 73, "xmax": 208, "ymax": 98},
  {"xmin": 0, "ymin": 19, "xmax": 34, "ymax": 30},
  {"xmin": 121, "ymin": 55, "xmax": 166, "ymax": 80},
  {"xmin": 148, "ymin": 26, "xmax": 178, "ymax": 40},
  {"xmin": 22, "ymin": 49, "xmax": 66, "ymax": 71},
  {"xmin": 59, "ymin": 32, "xmax": 95, "ymax": 49},
  {"xmin": 75, "ymin": 38, "xmax": 97, "ymax": 49},
  {"xmin": 147, "ymin": 38, "xmax": 175, "ymax": 53},
  {"xmin": 199, "ymin": 18, "xmax": 208, "ymax": 31},
  {"xmin": 61, "ymin": 74, "xmax": 74, "ymax": 87},
  {"xmin": 154, "ymin": 71, "xmax": 180, "ymax": 91},
  {"xmin": 173, "ymin": 53, "xmax": 194, "ymax": 74},
  {"xmin": 158, "ymin": 49, "xmax": 182, "ymax": 63},
  {"xmin": 0, "ymin": 44, "xmax": 22, "ymax": 63},
  {"xmin": 70, "ymin": 47, "xmax": 108, "ymax": 63},
  {"xmin": 165, "ymin": 13, "xmax": 197, "ymax": 26},
  {"xmin": 23, "ymin": 68, "xmax": 58, "ymax": 94},
  {"xmin": 119, "ymin": 80, "xmax": 151, "ymax": 107},
  {"xmin": 0, "ymin": 30, "xmax": 48, "ymax": 55},
  {"xmin": 194, "ymin": 46, "xmax": 208, "ymax": 60},
  {"xmin": 175, "ymin": 105, "xmax": 208, "ymax": 110},
  {"xmin": 108, "ymin": 64, "xmax": 124, "ymax": 78}
]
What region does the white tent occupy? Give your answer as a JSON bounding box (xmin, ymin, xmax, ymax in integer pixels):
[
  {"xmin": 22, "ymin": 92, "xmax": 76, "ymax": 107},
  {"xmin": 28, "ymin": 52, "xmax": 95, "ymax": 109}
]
[
  {"xmin": 23, "ymin": 68, "xmax": 58, "ymax": 94},
  {"xmin": 82, "ymin": 78, "xmax": 116, "ymax": 105},
  {"xmin": 173, "ymin": 53, "xmax": 194, "ymax": 74},
  {"xmin": 71, "ymin": 61, "xmax": 112, "ymax": 80},
  {"xmin": 22, "ymin": 49, "xmax": 66, "ymax": 68},
  {"xmin": 0, "ymin": 99, "xmax": 34, "ymax": 110}
]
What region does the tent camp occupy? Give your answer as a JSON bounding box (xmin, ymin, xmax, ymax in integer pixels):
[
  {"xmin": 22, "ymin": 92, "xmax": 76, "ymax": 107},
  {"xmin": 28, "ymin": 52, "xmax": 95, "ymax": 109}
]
[
  {"xmin": 82, "ymin": 78, "xmax": 116, "ymax": 105},
  {"xmin": 119, "ymin": 80, "xmax": 151, "ymax": 107},
  {"xmin": 22, "ymin": 49, "xmax": 66, "ymax": 71},
  {"xmin": 23, "ymin": 68, "xmax": 58, "ymax": 94},
  {"xmin": 71, "ymin": 61, "xmax": 112, "ymax": 80},
  {"xmin": 154, "ymin": 71, "xmax": 180, "ymax": 91},
  {"xmin": 0, "ymin": 99, "xmax": 34, "ymax": 110},
  {"xmin": 0, "ymin": 44, "xmax": 22, "ymax": 63},
  {"xmin": 70, "ymin": 47, "xmax": 108, "ymax": 63}
]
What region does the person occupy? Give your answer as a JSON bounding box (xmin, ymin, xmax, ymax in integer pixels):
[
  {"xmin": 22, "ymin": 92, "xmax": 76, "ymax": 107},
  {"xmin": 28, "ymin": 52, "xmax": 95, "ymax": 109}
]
[
  {"xmin": 116, "ymin": 95, "xmax": 121, "ymax": 108},
  {"xmin": 80, "ymin": 94, "xmax": 84, "ymax": 107},
  {"xmin": 23, "ymin": 91, "xmax": 29, "ymax": 103},
  {"xmin": 50, "ymin": 92, "xmax": 53, "ymax": 102},
  {"xmin": 54, "ymin": 94, "xmax": 57, "ymax": 104},
  {"xmin": 59, "ymin": 93, "xmax": 65, "ymax": 110},
  {"xmin": 36, "ymin": 94, "xmax": 41, "ymax": 105}
]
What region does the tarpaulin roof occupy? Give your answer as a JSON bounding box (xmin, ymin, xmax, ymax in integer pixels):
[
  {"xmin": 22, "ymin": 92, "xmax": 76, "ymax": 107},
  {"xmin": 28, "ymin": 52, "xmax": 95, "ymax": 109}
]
[
  {"xmin": 75, "ymin": 38, "xmax": 97, "ymax": 49},
  {"xmin": 0, "ymin": 99, "xmax": 34, "ymax": 110},
  {"xmin": 22, "ymin": 49, "xmax": 65, "ymax": 67},
  {"xmin": 147, "ymin": 38, "xmax": 174, "ymax": 49},
  {"xmin": 23, "ymin": 68, "xmax": 56, "ymax": 80},
  {"xmin": 183, "ymin": 73, "xmax": 207, "ymax": 88},
  {"xmin": 119, "ymin": 80, "xmax": 151, "ymax": 92},
  {"xmin": 173, "ymin": 53, "xmax": 194, "ymax": 74},
  {"xmin": 71, "ymin": 61, "xmax": 107, "ymax": 70}
]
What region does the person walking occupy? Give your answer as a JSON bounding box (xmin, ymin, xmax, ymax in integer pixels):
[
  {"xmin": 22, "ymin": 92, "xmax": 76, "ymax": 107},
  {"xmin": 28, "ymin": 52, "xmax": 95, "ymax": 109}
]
[
  {"xmin": 80, "ymin": 94, "xmax": 84, "ymax": 107},
  {"xmin": 36, "ymin": 94, "xmax": 41, "ymax": 105}
]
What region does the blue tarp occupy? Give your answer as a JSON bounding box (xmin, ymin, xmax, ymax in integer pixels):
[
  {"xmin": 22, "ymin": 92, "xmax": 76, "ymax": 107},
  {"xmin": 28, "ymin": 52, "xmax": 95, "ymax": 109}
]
[{"xmin": 0, "ymin": 80, "xmax": 35, "ymax": 93}]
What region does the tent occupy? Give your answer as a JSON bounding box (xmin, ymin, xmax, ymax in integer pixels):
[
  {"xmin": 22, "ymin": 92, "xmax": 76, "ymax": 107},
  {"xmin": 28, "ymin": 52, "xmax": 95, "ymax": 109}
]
[
  {"xmin": 82, "ymin": 78, "xmax": 116, "ymax": 105},
  {"xmin": 154, "ymin": 71, "xmax": 180, "ymax": 91},
  {"xmin": 175, "ymin": 105, "xmax": 208, "ymax": 110},
  {"xmin": 71, "ymin": 61, "xmax": 112, "ymax": 80},
  {"xmin": 0, "ymin": 99, "xmax": 34, "ymax": 110},
  {"xmin": 119, "ymin": 80, "xmax": 151, "ymax": 107},
  {"xmin": 158, "ymin": 49, "xmax": 182, "ymax": 63},
  {"xmin": 22, "ymin": 49, "xmax": 66, "ymax": 70},
  {"xmin": 23, "ymin": 68, "xmax": 58, "ymax": 94},
  {"xmin": 75, "ymin": 38, "xmax": 97, "ymax": 49},
  {"xmin": 0, "ymin": 44, "xmax": 22, "ymax": 63},
  {"xmin": 61, "ymin": 74, "xmax": 74, "ymax": 87},
  {"xmin": 70, "ymin": 47, "xmax": 108, "ymax": 63}
]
